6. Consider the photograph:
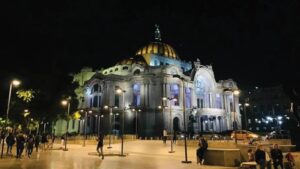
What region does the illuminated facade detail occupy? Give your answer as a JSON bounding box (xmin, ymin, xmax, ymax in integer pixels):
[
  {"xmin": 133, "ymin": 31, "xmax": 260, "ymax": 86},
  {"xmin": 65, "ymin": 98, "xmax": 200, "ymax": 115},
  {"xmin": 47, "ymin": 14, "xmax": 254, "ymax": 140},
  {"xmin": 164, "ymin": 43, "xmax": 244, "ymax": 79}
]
[{"xmin": 69, "ymin": 27, "xmax": 240, "ymax": 137}]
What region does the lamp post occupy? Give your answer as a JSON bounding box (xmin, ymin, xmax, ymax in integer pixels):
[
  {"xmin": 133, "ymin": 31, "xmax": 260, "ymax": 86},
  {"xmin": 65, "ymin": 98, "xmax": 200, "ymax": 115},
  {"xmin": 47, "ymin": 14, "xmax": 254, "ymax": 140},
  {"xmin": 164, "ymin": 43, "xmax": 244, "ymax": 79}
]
[
  {"xmin": 61, "ymin": 97, "xmax": 71, "ymax": 151},
  {"xmin": 6, "ymin": 80, "xmax": 21, "ymax": 124},
  {"xmin": 244, "ymin": 103, "xmax": 250, "ymax": 130},
  {"xmin": 173, "ymin": 74, "xmax": 192, "ymax": 163},
  {"xmin": 104, "ymin": 105, "xmax": 118, "ymax": 149},
  {"xmin": 162, "ymin": 97, "xmax": 177, "ymax": 153},
  {"xmin": 116, "ymin": 87, "xmax": 126, "ymax": 156},
  {"xmin": 81, "ymin": 109, "xmax": 92, "ymax": 147}
]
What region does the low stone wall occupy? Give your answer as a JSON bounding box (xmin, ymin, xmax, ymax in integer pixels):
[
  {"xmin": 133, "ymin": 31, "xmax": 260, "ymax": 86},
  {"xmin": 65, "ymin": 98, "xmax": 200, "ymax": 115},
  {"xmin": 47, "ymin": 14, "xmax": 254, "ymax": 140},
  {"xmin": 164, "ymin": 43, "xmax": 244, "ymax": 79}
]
[
  {"xmin": 54, "ymin": 134, "xmax": 137, "ymax": 145},
  {"xmin": 177, "ymin": 140, "xmax": 238, "ymax": 149},
  {"xmin": 204, "ymin": 148, "xmax": 241, "ymax": 167}
]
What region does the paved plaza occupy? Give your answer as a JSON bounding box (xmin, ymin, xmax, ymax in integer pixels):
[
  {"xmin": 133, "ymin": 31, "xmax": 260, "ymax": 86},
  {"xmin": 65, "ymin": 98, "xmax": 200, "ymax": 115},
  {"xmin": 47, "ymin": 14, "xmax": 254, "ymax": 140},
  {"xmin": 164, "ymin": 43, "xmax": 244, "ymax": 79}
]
[{"xmin": 0, "ymin": 140, "xmax": 237, "ymax": 169}]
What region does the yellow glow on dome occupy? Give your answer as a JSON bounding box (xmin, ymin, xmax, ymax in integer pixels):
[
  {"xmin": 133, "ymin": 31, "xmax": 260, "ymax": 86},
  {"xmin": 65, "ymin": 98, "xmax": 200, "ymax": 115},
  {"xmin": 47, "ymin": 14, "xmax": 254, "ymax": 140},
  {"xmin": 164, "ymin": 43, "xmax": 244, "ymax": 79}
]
[{"xmin": 136, "ymin": 42, "xmax": 179, "ymax": 60}]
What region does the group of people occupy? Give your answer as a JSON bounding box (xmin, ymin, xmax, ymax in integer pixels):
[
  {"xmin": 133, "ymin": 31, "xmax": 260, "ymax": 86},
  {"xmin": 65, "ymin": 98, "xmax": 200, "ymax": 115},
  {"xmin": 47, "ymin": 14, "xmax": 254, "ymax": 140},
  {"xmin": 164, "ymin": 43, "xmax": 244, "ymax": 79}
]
[
  {"xmin": 1, "ymin": 130, "xmax": 56, "ymax": 159},
  {"xmin": 247, "ymin": 144, "xmax": 295, "ymax": 169}
]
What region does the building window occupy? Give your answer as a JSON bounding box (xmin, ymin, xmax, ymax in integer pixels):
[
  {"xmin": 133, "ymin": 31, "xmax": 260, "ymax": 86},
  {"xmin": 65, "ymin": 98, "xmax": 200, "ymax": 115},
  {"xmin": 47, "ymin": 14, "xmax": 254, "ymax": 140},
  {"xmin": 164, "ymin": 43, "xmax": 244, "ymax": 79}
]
[
  {"xmin": 72, "ymin": 120, "xmax": 75, "ymax": 129},
  {"xmin": 89, "ymin": 98, "xmax": 92, "ymax": 108},
  {"xmin": 87, "ymin": 116, "xmax": 90, "ymax": 127},
  {"xmin": 185, "ymin": 88, "xmax": 191, "ymax": 108},
  {"xmin": 133, "ymin": 69, "xmax": 140, "ymax": 75},
  {"xmin": 123, "ymin": 66, "xmax": 129, "ymax": 70},
  {"xmin": 110, "ymin": 69, "xmax": 113, "ymax": 73},
  {"xmin": 256, "ymin": 127, "xmax": 259, "ymax": 131},
  {"xmin": 93, "ymin": 96, "xmax": 98, "ymax": 107},
  {"xmin": 160, "ymin": 62, "xmax": 163, "ymax": 65},
  {"xmin": 115, "ymin": 94, "xmax": 119, "ymax": 107},
  {"xmin": 132, "ymin": 83, "xmax": 141, "ymax": 106},
  {"xmin": 98, "ymin": 96, "xmax": 101, "ymax": 107},
  {"xmin": 170, "ymin": 84, "xmax": 179, "ymax": 106},
  {"xmin": 115, "ymin": 68, "xmax": 119, "ymax": 71},
  {"xmin": 216, "ymin": 94, "xmax": 222, "ymax": 108},
  {"xmin": 197, "ymin": 98, "xmax": 200, "ymax": 108},
  {"xmin": 248, "ymin": 119, "xmax": 251, "ymax": 124},
  {"xmin": 93, "ymin": 84, "xmax": 99, "ymax": 93}
]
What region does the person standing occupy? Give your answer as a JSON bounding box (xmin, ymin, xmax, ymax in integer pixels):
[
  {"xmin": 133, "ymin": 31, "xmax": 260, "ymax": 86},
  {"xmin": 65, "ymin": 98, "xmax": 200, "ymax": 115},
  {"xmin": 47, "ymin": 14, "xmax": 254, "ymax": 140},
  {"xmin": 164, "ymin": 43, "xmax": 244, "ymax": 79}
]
[
  {"xmin": 172, "ymin": 131, "xmax": 177, "ymax": 144},
  {"xmin": 198, "ymin": 136, "xmax": 208, "ymax": 165},
  {"xmin": 6, "ymin": 132, "xmax": 15, "ymax": 155},
  {"xmin": 247, "ymin": 149, "xmax": 255, "ymax": 162},
  {"xmin": 16, "ymin": 132, "xmax": 25, "ymax": 159},
  {"xmin": 255, "ymin": 145, "xmax": 266, "ymax": 169},
  {"xmin": 96, "ymin": 133, "xmax": 104, "ymax": 160},
  {"xmin": 26, "ymin": 134, "xmax": 34, "ymax": 158},
  {"xmin": 34, "ymin": 134, "xmax": 40, "ymax": 152},
  {"xmin": 271, "ymin": 144, "xmax": 283, "ymax": 169},
  {"xmin": 163, "ymin": 129, "xmax": 167, "ymax": 144}
]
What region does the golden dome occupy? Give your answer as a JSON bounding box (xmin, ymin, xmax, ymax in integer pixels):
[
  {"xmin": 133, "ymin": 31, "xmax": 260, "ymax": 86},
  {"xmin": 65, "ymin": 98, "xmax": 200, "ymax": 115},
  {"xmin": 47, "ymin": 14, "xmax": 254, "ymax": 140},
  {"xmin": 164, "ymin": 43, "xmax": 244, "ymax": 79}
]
[{"xmin": 135, "ymin": 42, "xmax": 180, "ymax": 60}]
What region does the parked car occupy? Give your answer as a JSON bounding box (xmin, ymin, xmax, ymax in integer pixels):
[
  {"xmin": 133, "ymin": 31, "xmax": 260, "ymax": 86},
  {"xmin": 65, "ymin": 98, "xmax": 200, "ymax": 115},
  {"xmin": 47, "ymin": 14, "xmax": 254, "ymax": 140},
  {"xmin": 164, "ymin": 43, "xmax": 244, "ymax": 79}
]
[
  {"xmin": 230, "ymin": 130, "xmax": 260, "ymax": 140},
  {"xmin": 265, "ymin": 130, "xmax": 290, "ymax": 139}
]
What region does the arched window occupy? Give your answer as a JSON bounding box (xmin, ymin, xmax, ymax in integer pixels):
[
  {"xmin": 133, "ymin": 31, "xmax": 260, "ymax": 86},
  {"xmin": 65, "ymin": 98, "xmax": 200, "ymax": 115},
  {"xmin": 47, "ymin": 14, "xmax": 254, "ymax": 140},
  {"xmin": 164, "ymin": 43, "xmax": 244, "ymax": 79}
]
[
  {"xmin": 133, "ymin": 69, "xmax": 140, "ymax": 75},
  {"xmin": 132, "ymin": 83, "xmax": 141, "ymax": 106},
  {"xmin": 185, "ymin": 88, "xmax": 191, "ymax": 108},
  {"xmin": 123, "ymin": 66, "xmax": 129, "ymax": 70},
  {"xmin": 170, "ymin": 84, "xmax": 179, "ymax": 106},
  {"xmin": 93, "ymin": 84, "xmax": 99, "ymax": 93}
]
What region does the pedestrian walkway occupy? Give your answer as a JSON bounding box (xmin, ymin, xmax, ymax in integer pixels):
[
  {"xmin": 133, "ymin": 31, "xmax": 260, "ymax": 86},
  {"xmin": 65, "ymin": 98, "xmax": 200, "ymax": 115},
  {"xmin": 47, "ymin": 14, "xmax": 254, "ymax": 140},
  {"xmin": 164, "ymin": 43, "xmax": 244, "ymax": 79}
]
[{"xmin": 0, "ymin": 140, "xmax": 237, "ymax": 169}]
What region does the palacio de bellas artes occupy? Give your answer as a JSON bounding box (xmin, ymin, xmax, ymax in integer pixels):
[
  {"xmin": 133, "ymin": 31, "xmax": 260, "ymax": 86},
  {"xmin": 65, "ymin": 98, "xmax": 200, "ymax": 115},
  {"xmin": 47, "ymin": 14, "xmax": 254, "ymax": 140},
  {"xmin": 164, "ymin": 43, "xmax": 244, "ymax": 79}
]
[{"xmin": 55, "ymin": 26, "xmax": 242, "ymax": 138}]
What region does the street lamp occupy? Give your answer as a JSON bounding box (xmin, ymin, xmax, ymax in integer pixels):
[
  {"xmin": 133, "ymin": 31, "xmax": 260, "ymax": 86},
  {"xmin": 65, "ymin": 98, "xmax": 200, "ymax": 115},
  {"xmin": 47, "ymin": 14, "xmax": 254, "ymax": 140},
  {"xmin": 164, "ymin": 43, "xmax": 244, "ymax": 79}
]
[
  {"xmin": 61, "ymin": 97, "xmax": 71, "ymax": 151},
  {"xmin": 104, "ymin": 105, "xmax": 118, "ymax": 149},
  {"xmin": 243, "ymin": 103, "xmax": 250, "ymax": 130},
  {"xmin": 6, "ymin": 79, "xmax": 21, "ymax": 124},
  {"xmin": 173, "ymin": 74, "xmax": 192, "ymax": 164},
  {"xmin": 116, "ymin": 87, "xmax": 126, "ymax": 156},
  {"xmin": 162, "ymin": 96, "xmax": 177, "ymax": 153},
  {"xmin": 81, "ymin": 109, "xmax": 92, "ymax": 147},
  {"xmin": 129, "ymin": 106, "xmax": 141, "ymax": 139}
]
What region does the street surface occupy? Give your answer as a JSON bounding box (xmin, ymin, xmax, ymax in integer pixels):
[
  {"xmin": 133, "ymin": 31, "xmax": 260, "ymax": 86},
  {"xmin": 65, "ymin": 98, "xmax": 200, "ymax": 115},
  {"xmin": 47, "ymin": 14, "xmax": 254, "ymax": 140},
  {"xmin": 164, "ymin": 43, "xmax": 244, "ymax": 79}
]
[{"xmin": 0, "ymin": 140, "xmax": 238, "ymax": 169}]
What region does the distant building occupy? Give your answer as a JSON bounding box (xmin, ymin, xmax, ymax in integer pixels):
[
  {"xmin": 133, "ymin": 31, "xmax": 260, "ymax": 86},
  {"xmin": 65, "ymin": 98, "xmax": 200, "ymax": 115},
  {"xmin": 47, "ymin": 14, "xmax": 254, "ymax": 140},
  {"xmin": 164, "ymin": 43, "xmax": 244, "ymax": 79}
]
[
  {"xmin": 240, "ymin": 85, "xmax": 292, "ymax": 132},
  {"xmin": 55, "ymin": 26, "xmax": 241, "ymax": 137}
]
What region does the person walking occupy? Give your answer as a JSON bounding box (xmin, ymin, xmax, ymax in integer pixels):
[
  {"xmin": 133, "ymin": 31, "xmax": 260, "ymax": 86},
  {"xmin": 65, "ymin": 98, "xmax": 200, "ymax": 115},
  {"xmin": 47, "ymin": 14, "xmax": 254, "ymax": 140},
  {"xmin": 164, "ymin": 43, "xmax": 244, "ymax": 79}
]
[
  {"xmin": 6, "ymin": 132, "xmax": 15, "ymax": 156},
  {"xmin": 41, "ymin": 133, "xmax": 48, "ymax": 151},
  {"xmin": 96, "ymin": 133, "xmax": 104, "ymax": 160},
  {"xmin": 34, "ymin": 134, "xmax": 40, "ymax": 152},
  {"xmin": 172, "ymin": 131, "xmax": 177, "ymax": 144},
  {"xmin": 163, "ymin": 129, "xmax": 167, "ymax": 144},
  {"xmin": 26, "ymin": 134, "xmax": 34, "ymax": 158},
  {"xmin": 16, "ymin": 132, "xmax": 25, "ymax": 159},
  {"xmin": 255, "ymin": 145, "xmax": 266, "ymax": 169}
]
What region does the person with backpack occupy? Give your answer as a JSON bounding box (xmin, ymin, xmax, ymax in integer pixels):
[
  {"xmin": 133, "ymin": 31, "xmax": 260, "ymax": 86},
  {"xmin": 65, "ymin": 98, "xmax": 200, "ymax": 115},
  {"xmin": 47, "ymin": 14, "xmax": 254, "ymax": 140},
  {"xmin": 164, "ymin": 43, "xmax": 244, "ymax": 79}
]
[
  {"xmin": 16, "ymin": 132, "xmax": 26, "ymax": 159},
  {"xmin": 26, "ymin": 134, "xmax": 34, "ymax": 158}
]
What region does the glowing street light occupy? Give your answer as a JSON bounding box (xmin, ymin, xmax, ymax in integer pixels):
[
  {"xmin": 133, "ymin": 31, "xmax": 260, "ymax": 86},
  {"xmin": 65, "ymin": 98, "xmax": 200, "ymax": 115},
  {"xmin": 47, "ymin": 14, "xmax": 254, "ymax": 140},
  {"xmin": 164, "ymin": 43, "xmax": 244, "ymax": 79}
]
[
  {"xmin": 104, "ymin": 105, "xmax": 118, "ymax": 149},
  {"xmin": 61, "ymin": 97, "xmax": 71, "ymax": 151},
  {"xmin": 115, "ymin": 86, "xmax": 126, "ymax": 156},
  {"xmin": 6, "ymin": 79, "xmax": 21, "ymax": 123},
  {"xmin": 162, "ymin": 96, "xmax": 177, "ymax": 153}
]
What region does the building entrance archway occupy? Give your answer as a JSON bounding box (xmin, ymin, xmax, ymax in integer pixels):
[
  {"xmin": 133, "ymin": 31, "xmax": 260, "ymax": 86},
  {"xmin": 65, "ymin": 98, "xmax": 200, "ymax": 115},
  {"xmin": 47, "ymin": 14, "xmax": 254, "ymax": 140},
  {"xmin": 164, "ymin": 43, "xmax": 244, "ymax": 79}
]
[{"xmin": 173, "ymin": 117, "xmax": 180, "ymax": 132}]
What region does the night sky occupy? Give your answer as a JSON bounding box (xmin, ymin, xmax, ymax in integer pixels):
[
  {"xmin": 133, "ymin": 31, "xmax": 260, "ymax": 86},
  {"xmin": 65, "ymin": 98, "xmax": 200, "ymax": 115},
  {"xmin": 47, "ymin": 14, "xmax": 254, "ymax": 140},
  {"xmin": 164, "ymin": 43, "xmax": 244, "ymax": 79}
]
[{"xmin": 1, "ymin": 0, "xmax": 300, "ymax": 110}]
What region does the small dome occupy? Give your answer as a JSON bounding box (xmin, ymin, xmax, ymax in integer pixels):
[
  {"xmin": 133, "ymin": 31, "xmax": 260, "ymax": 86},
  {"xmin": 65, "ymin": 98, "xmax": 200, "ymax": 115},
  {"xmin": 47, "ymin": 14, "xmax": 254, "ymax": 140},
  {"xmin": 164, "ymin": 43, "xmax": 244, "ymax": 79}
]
[
  {"xmin": 135, "ymin": 42, "xmax": 180, "ymax": 60},
  {"xmin": 116, "ymin": 56, "xmax": 147, "ymax": 66}
]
